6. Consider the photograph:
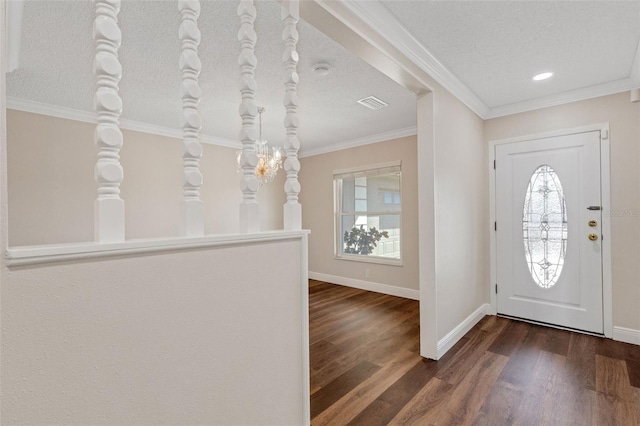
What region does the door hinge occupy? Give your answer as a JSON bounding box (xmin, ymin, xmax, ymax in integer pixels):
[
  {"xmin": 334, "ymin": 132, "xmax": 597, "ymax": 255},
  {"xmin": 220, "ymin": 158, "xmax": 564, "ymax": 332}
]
[
  {"xmin": 495, "ymin": 284, "xmax": 498, "ymax": 294},
  {"xmin": 494, "ymin": 222, "xmax": 497, "ymax": 231},
  {"xmin": 493, "ymin": 160, "xmax": 496, "ymax": 169}
]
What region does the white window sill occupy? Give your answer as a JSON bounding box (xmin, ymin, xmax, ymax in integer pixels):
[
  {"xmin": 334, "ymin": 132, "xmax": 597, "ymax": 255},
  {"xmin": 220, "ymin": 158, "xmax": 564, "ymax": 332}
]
[{"xmin": 335, "ymin": 253, "xmax": 402, "ymax": 267}]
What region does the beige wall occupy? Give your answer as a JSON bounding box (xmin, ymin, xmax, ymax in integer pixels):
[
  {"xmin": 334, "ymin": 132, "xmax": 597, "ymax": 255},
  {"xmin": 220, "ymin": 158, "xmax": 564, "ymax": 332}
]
[
  {"xmin": 432, "ymin": 88, "xmax": 489, "ymax": 339},
  {"xmin": 1, "ymin": 236, "xmax": 308, "ymax": 424},
  {"xmin": 7, "ymin": 110, "xmax": 285, "ymax": 246},
  {"xmin": 485, "ymin": 92, "xmax": 640, "ymax": 331},
  {"xmin": 299, "ymin": 135, "xmax": 419, "ymax": 292}
]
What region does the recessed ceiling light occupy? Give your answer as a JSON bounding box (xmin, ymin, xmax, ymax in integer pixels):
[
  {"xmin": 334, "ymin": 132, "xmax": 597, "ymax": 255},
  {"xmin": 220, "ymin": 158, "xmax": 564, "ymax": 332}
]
[{"xmin": 533, "ymin": 72, "xmax": 553, "ymax": 81}]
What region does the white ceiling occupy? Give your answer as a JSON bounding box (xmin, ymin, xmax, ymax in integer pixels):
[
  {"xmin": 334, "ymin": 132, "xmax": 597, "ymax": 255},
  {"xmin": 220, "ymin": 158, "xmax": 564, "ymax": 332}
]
[
  {"xmin": 6, "ymin": 0, "xmax": 640, "ymax": 156},
  {"xmin": 380, "ymin": 0, "xmax": 640, "ymax": 111}
]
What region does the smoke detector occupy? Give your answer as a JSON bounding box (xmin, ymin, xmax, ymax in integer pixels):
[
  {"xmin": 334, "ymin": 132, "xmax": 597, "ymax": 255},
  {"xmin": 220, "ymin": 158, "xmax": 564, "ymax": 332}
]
[{"xmin": 313, "ymin": 62, "xmax": 331, "ymax": 76}]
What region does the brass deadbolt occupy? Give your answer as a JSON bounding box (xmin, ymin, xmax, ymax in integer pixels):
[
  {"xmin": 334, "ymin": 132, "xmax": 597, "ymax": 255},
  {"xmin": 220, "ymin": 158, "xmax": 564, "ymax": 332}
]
[
  {"xmin": 588, "ymin": 233, "xmax": 598, "ymax": 241},
  {"xmin": 588, "ymin": 220, "xmax": 598, "ymax": 227}
]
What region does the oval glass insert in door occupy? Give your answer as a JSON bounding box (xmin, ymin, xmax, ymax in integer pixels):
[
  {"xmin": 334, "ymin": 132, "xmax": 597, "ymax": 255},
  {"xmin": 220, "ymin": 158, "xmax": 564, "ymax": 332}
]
[{"xmin": 523, "ymin": 165, "xmax": 568, "ymax": 289}]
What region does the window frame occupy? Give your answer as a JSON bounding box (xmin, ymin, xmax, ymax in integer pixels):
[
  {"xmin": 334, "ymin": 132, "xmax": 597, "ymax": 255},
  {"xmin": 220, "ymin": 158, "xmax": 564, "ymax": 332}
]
[{"xmin": 333, "ymin": 161, "xmax": 403, "ymax": 266}]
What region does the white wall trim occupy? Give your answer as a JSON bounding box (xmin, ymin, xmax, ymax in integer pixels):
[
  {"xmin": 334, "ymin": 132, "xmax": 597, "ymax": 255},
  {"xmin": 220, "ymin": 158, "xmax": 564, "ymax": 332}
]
[
  {"xmin": 320, "ymin": 1, "xmax": 638, "ymax": 121},
  {"xmin": 486, "ymin": 78, "xmax": 639, "ymax": 119},
  {"xmin": 2, "ymin": 0, "xmax": 9, "ymax": 258},
  {"xmin": 630, "ymin": 37, "xmax": 640, "ymax": 85},
  {"xmin": 6, "ymin": 97, "xmax": 242, "ymax": 150},
  {"xmin": 7, "ymin": 96, "xmax": 96, "ymax": 122},
  {"xmin": 299, "ymin": 234, "xmax": 311, "ymax": 425},
  {"xmin": 488, "ymin": 135, "xmax": 498, "ymax": 316},
  {"xmin": 332, "ymin": 159, "xmax": 401, "ymax": 177},
  {"xmin": 6, "ymin": 230, "xmax": 310, "ymax": 267},
  {"xmin": 334, "ymin": 0, "xmax": 489, "ymax": 118},
  {"xmin": 600, "ymin": 132, "xmax": 613, "ymax": 339},
  {"xmin": 299, "ymin": 126, "xmax": 416, "ymax": 158},
  {"xmin": 8, "ymin": 2, "xmax": 636, "ymax": 151},
  {"xmin": 416, "ymin": 93, "xmax": 438, "ymax": 360},
  {"xmin": 488, "ymin": 123, "xmax": 613, "ymax": 338},
  {"xmin": 488, "ymin": 122, "xmax": 611, "ymax": 146},
  {"xmin": 308, "ymin": 271, "xmax": 419, "ymax": 300},
  {"xmin": 8, "ymin": 88, "xmax": 636, "ymax": 161},
  {"xmin": 437, "ymin": 304, "xmax": 490, "ymax": 359},
  {"xmin": 8, "ymin": 96, "xmax": 416, "ymax": 157},
  {"xmin": 5, "ymin": 0, "xmax": 24, "ymax": 73},
  {"xmin": 612, "ymin": 326, "xmax": 640, "ymax": 346}
]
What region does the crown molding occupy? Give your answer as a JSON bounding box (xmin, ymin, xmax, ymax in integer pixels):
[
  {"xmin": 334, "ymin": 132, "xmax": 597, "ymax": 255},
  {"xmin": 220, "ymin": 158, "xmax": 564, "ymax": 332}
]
[
  {"xmin": 5, "ymin": 0, "xmax": 24, "ymax": 73},
  {"xmin": 8, "ymin": 96, "xmax": 412, "ymax": 158},
  {"xmin": 630, "ymin": 38, "xmax": 640, "ymax": 85},
  {"xmin": 299, "ymin": 126, "xmax": 416, "ymax": 158},
  {"xmin": 7, "ymin": 96, "xmax": 97, "ymax": 122},
  {"xmin": 322, "ymin": 0, "xmax": 639, "ymax": 120},
  {"xmin": 6, "ymin": 97, "xmax": 242, "ymax": 149},
  {"xmin": 8, "ymin": 96, "xmax": 413, "ymax": 158},
  {"xmin": 485, "ymin": 77, "xmax": 638, "ymax": 119},
  {"xmin": 334, "ymin": 0, "xmax": 489, "ymax": 118}
]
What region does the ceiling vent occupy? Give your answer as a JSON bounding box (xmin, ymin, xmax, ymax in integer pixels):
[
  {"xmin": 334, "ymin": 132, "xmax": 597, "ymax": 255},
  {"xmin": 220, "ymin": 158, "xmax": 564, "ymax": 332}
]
[{"xmin": 356, "ymin": 96, "xmax": 389, "ymax": 110}]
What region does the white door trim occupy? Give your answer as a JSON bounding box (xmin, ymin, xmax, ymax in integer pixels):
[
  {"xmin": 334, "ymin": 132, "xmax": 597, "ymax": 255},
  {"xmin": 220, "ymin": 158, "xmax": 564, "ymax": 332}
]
[{"xmin": 488, "ymin": 123, "xmax": 612, "ymax": 338}]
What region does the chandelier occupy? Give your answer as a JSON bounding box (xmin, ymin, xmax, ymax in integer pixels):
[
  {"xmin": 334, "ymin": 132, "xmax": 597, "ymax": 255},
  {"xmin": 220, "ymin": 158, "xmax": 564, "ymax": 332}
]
[{"xmin": 237, "ymin": 107, "xmax": 283, "ymax": 186}]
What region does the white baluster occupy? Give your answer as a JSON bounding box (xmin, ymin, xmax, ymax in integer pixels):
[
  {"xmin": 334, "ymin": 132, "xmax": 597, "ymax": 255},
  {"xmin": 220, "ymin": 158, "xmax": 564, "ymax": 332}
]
[
  {"xmin": 179, "ymin": 0, "xmax": 204, "ymax": 237},
  {"xmin": 237, "ymin": 0, "xmax": 260, "ymax": 233},
  {"xmin": 93, "ymin": 0, "xmax": 124, "ymax": 243},
  {"xmin": 282, "ymin": 0, "xmax": 302, "ymax": 230}
]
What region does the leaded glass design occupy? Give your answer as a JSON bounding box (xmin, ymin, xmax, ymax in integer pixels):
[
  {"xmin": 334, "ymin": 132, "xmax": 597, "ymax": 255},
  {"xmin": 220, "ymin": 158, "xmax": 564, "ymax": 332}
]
[{"xmin": 523, "ymin": 165, "xmax": 568, "ymax": 288}]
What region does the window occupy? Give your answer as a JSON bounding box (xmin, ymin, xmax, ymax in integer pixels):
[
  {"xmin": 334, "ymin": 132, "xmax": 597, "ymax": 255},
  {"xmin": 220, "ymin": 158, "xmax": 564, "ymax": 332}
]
[
  {"xmin": 383, "ymin": 191, "xmax": 401, "ymax": 205},
  {"xmin": 523, "ymin": 165, "xmax": 568, "ymax": 288},
  {"xmin": 334, "ymin": 161, "xmax": 402, "ymax": 265}
]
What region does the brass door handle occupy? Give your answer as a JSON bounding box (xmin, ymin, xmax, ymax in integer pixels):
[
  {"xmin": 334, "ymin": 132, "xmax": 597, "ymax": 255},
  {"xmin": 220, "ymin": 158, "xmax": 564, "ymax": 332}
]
[
  {"xmin": 588, "ymin": 220, "xmax": 598, "ymax": 227},
  {"xmin": 588, "ymin": 233, "xmax": 598, "ymax": 241}
]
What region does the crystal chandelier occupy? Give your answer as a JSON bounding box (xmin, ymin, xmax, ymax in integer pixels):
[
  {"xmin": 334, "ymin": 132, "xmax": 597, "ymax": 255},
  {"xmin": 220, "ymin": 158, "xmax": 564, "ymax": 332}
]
[{"xmin": 237, "ymin": 107, "xmax": 283, "ymax": 186}]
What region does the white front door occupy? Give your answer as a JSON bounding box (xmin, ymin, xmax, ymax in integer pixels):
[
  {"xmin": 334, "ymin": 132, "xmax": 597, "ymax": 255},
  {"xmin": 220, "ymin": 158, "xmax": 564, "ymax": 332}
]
[{"xmin": 495, "ymin": 131, "xmax": 603, "ymax": 334}]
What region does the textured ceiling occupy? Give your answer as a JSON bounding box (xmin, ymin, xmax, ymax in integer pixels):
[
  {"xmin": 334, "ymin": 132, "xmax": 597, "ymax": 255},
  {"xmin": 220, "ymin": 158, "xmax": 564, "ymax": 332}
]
[
  {"xmin": 381, "ymin": 0, "xmax": 640, "ymax": 109},
  {"xmin": 6, "ymin": 0, "xmax": 417, "ymax": 154},
  {"xmin": 6, "ymin": 1, "xmax": 640, "ymax": 154}
]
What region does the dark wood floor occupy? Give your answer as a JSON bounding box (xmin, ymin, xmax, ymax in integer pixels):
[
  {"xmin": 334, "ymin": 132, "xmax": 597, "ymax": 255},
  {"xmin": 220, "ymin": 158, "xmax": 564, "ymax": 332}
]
[{"xmin": 309, "ymin": 280, "xmax": 640, "ymax": 425}]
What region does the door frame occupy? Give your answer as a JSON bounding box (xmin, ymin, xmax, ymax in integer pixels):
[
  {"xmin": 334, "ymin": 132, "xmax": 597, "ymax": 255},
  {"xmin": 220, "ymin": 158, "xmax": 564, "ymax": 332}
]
[{"xmin": 488, "ymin": 123, "xmax": 612, "ymax": 338}]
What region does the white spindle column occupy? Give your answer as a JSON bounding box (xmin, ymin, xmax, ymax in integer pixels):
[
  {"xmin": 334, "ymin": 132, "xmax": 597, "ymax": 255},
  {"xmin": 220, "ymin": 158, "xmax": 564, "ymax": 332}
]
[
  {"xmin": 237, "ymin": 0, "xmax": 260, "ymax": 233},
  {"xmin": 93, "ymin": 0, "xmax": 125, "ymax": 243},
  {"xmin": 281, "ymin": 0, "xmax": 302, "ymax": 230},
  {"xmin": 179, "ymin": 0, "xmax": 204, "ymax": 237}
]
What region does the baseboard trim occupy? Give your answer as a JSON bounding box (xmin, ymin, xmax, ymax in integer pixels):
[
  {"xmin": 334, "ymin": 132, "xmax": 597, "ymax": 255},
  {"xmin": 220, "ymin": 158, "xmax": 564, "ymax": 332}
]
[
  {"xmin": 308, "ymin": 271, "xmax": 419, "ymax": 300},
  {"xmin": 437, "ymin": 303, "xmax": 490, "ymax": 358},
  {"xmin": 613, "ymin": 326, "xmax": 640, "ymax": 346}
]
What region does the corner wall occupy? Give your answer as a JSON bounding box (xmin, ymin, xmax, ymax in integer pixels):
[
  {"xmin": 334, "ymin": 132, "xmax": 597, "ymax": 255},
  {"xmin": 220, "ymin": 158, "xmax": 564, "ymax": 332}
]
[
  {"xmin": 431, "ymin": 87, "xmax": 489, "ymax": 343},
  {"xmin": 299, "ymin": 135, "xmax": 419, "ymax": 298},
  {"xmin": 485, "ymin": 92, "xmax": 640, "ymax": 333}
]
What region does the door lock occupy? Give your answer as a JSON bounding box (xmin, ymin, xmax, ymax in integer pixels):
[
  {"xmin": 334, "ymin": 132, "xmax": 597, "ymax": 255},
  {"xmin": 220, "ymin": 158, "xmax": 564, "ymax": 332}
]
[
  {"xmin": 588, "ymin": 220, "xmax": 598, "ymax": 227},
  {"xmin": 588, "ymin": 233, "xmax": 598, "ymax": 241}
]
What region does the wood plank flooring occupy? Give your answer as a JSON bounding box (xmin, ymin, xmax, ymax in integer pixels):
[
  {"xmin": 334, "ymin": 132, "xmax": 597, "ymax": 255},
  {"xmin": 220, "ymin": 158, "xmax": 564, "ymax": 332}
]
[{"xmin": 309, "ymin": 280, "xmax": 640, "ymax": 425}]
